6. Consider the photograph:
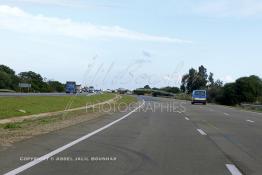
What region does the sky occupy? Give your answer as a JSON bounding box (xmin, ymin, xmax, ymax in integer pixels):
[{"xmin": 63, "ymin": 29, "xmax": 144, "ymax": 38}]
[{"xmin": 0, "ymin": 0, "xmax": 262, "ymax": 90}]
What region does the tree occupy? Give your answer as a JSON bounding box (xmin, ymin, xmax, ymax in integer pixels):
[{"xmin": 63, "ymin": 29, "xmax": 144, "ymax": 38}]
[
  {"xmin": 48, "ymin": 81, "xmax": 65, "ymax": 92},
  {"xmin": 208, "ymin": 72, "xmax": 214, "ymax": 87},
  {"xmin": 180, "ymin": 66, "xmax": 209, "ymax": 93},
  {"xmin": 144, "ymin": 85, "xmax": 151, "ymax": 89},
  {"xmin": 207, "ymin": 79, "xmax": 223, "ymax": 103},
  {"xmin": 160, "ymin": 86, "xmax": 180, "ymax": 94},
  {"xmin": 220, "ymin": 83, "xmax": 239, "ymax": 105},
  {"xmin": 214, "ymin": 79, "xmax": 223, "ymax": 87},
  {"xmin": 180, "ymin": 74, "xmax": 189, "ymax": 93},
  {"xmin": 18, "ymin": 71, "xmax": 49, "ymax": 92},
  {"xmin": 196, "ymin": 65, "xmax": 208, "ymax": 89},
  {"xmin": 216, "ymin": 75, "xmax": 262, "ymax": 105},
  {"xmin": 0, "ymin": 65, "xmax": 66, "ymax": 92},
  {"xmin": 0, "ymin": 65, "xmax": 18, "ymax": 90},
  {"xmin": 0, "ymin": 71, "xmax": 12, "ymax": 89},
  {"xmin": 235, "ymin": 75, "xmax": 262, "ymax": 103},
  {"xmin": 0, "ymin": 65, "xmax": 15, "ymax": 75}
]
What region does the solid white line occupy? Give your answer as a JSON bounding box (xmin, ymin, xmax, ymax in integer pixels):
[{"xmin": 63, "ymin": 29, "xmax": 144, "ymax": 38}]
[
  {"xmin": 3, "ymin": 100, "xmax": 145, "ymax": 175},
  {"xmin": 246, "ymin": 120, "xmax": 255, "ymax": 123},
  {"xmin": 185, "ymin": 117, "xmax": 190, "ymax": 120},
  {"xmin": 224, "ymin": 113, "xmax": 230, "ymax": 116},
  {"xmin": 197, "ymin": 129, "xmax": 207, "ymax": 135},
  {"xmin": 226, "ymin": 164, "xmax": 243, "ymax": 175}
]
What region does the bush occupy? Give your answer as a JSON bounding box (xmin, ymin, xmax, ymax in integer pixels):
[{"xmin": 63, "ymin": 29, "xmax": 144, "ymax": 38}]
[
  {"xmin": 4, "ymin": 123, "xmax": 22, "ymax": 129},
  {"xmin": 175, "ymin": 93, "xmax": 192, "ymax": 101},
  {"xmin": 133, "ymin": 89, "xmax": 146, "ymax": 95},
  {"xmin": 216, "ymin": 75, "xmax": 262, "ymax": 105}
]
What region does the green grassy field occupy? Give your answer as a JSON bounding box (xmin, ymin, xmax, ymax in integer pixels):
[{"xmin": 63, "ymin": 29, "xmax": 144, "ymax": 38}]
[
  {"xmin": 0, "ymin": 95, "xmax": 138, "ymax": 130},
  {"xmin": 0, "ymin": 93, "xmax": 115, "ymax": 119}
]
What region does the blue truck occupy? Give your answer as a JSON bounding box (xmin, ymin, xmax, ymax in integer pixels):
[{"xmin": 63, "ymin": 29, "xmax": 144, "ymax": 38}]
[
  {"xmin": 191, "ymin": 90, "xmax": 207, "ymax": 105},
  {"xmin": 65, "ymin": 81, "xmax": 76, "ymax": 94}
]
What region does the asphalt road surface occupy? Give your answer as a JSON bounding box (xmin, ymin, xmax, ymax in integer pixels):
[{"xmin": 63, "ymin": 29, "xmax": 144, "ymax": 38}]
[{"xmin": 1, "ymin": 96, "xmax": 262, "ymax": 175}]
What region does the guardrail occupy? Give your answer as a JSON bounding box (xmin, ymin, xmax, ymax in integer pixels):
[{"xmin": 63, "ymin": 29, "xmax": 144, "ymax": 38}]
[{"xmin": 240, "ymin": 103, "xmax": 262, "ymax": 110}]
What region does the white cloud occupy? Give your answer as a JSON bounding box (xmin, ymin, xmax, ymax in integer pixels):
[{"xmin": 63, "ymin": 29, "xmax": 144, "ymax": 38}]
[
  {"xmin": 5, "ymin": 0, "xmax": 120, "ymax": 9},
  {"xmin": 194, "ymin": 0, "xmax": 262, "ymax": 17},
  {"xmin": 223, "ymin": 75, "xmax": 235, "ymax": 83},
  {"xmin": 0, "ymin": 5, "xmax": 191, "ymax": 43}
]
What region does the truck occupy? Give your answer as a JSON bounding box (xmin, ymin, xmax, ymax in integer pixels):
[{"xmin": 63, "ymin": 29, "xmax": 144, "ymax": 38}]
[
  {"xmin": 88, "ymin": 86, "xmax": 95, "ymax": 93},
  {"xmin": 65, "ymin": 81, "xmax": 76, "ymax": 94},
  {"xmin": 191, "ymin": 90, "xmax": 207, "ymax": 105}
]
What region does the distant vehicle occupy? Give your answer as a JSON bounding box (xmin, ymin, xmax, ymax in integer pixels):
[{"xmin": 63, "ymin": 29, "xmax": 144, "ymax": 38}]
[
  {"xmin": 65, "ymin": 81, "xmax": 76, "ymax": 94},
  {"xmin": 191, "ymin": 90, "xmax": 207, "ymax": 105},
  {"xmin": 117, "ymin": 88, "xmax": 128, "ymax": 94},
  {"xmin": 76, "ymin": 85, "xmax": 81, "ymax": 93},
  {"xmin": 88, "ymin": 86, "xmax": 95, "ymax": 93},
  {"xmin": 104, "ymin": 89, "xmax": 112, "ymax": 93}
]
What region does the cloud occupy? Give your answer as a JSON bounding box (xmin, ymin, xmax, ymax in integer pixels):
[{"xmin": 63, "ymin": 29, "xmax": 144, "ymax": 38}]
[
  {"xmin": 0, "ymin": 5, "xmax": 192, "ymax": 43},
  {"xmin": 134, "ymin": 58, "xmax": 151, "ymax": 64},
  {"xmin": 5, "ymin": 0, "xmax": 120, "ymax": 9},
  {"xmin": 223, "ymin": 75, "xmax": 235, "ymax": 83},
  {"xmin": 142, "ymin": 50, "xmax": 152, "ymax": 58},
  {"xmin": 194, "ymin": 0, "xmax": 262, "ymax": 17}
]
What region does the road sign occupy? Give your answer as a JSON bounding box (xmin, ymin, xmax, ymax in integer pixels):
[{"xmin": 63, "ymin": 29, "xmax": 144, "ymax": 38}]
[{"xmin": 19, "ymin": 83, "xmax": 31, "ymax": 88}]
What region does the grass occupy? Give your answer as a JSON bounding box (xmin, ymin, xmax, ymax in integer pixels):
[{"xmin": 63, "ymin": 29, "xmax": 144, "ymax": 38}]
[
  {"xmin": 237, "ymin": 104, "xmax": 262, "ymax": 113},
  {"xmin": 0, "ymin": 95, "xmax": 138, "ymax": 131},
  {"xmin": 0, "ymin": 93, "xmax": 115, "ymax": 119},
  {"xmin": 175, "ymin": 93, "xmax": 192, "ymax": 101},
  {"xmin": 3, "ymin": 123, "xmax": 22, "ymax": 129},
  {"xmin": 0, "ymin": 95, "xmax": 137, "ymax": 147}
]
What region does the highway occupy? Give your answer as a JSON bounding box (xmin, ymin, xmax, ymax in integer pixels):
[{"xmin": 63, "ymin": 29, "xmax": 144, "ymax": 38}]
[{"xmin": 1, "ymin": 96, "xmax": 262, "ymax": 175}]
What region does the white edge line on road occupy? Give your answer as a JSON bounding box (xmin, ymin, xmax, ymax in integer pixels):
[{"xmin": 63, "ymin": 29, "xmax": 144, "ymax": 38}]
[
  {"xmin": 197, "ymin": 129, "xmax": 207, "ymax": 136},
  {"xmin": 185, "ymin": 117, "xmax": 190, "ymax": 120},
  {"xmin": 3, "ymin": 100, "xmax": 145, "ymax": 175},
  {"xmin": 224, "ymin": 113, "xmax": 230, "ymax": 116},
  {"xmin": 246, "ymin": 119, "xmax": 255, "ymax": 123},
  {"xmin": 226, "ymin": 164, "xmax": 243, "ymax": 175}
]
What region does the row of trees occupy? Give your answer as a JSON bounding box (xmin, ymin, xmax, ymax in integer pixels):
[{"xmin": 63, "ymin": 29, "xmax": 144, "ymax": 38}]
[
  {"xmin": 144, "ymin": 85, "xmax": 180, "ymax": 94},
  {"xmin": 180, "ymin": 65, "xmax": 262, "ymax": 105},
  {"xmin": 0, "ymin": 65, "xmax": 65, "ymax": 92},
  {"xmin": 133, "ymin": 85, "xmax": 180, "ymax": 96}
]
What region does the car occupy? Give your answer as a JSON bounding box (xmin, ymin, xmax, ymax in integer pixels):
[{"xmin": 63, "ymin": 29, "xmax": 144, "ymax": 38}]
[{"xmin": 191, "ymin": 90, "xmax": 207, "ymax": 105}]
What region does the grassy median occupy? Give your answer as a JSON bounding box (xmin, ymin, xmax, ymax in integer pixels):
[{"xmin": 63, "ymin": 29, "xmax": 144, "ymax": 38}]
[
  {"xmin": 0, "ymin": 93, "xmax": 115, "ymax": 119},
  {"xmin": 0, "ymin": 95, "xmax": 137, "ymax": 147}
]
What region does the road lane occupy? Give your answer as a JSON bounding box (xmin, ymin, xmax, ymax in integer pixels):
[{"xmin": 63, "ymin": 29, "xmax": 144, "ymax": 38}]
[{"xmin": 181, "ymin": 101, "xmax": 262, "ymax": 174}]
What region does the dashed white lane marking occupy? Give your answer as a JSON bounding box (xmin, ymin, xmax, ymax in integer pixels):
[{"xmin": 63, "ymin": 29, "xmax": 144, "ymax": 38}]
[
  {"xmin": 226, "ymin": 164, "xmax": 243, "ymax": 175},
  {"xmin": 185, "ymin": 117, "xmax": 190, "ymax": 120},
  {"xmin": 3, "ymin": 101, "xmax": 145, "ymax": 175},
  {"xmin": 197, "ymin": 129, "xmax": 207, "ymax": 135},
  {"xmin": 224, "ymin": 113, "xmax": 230, "ymax": 116},
  {"xmin": 246, "ymin": 120, "xmax": 255, "ymax": 123}
]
